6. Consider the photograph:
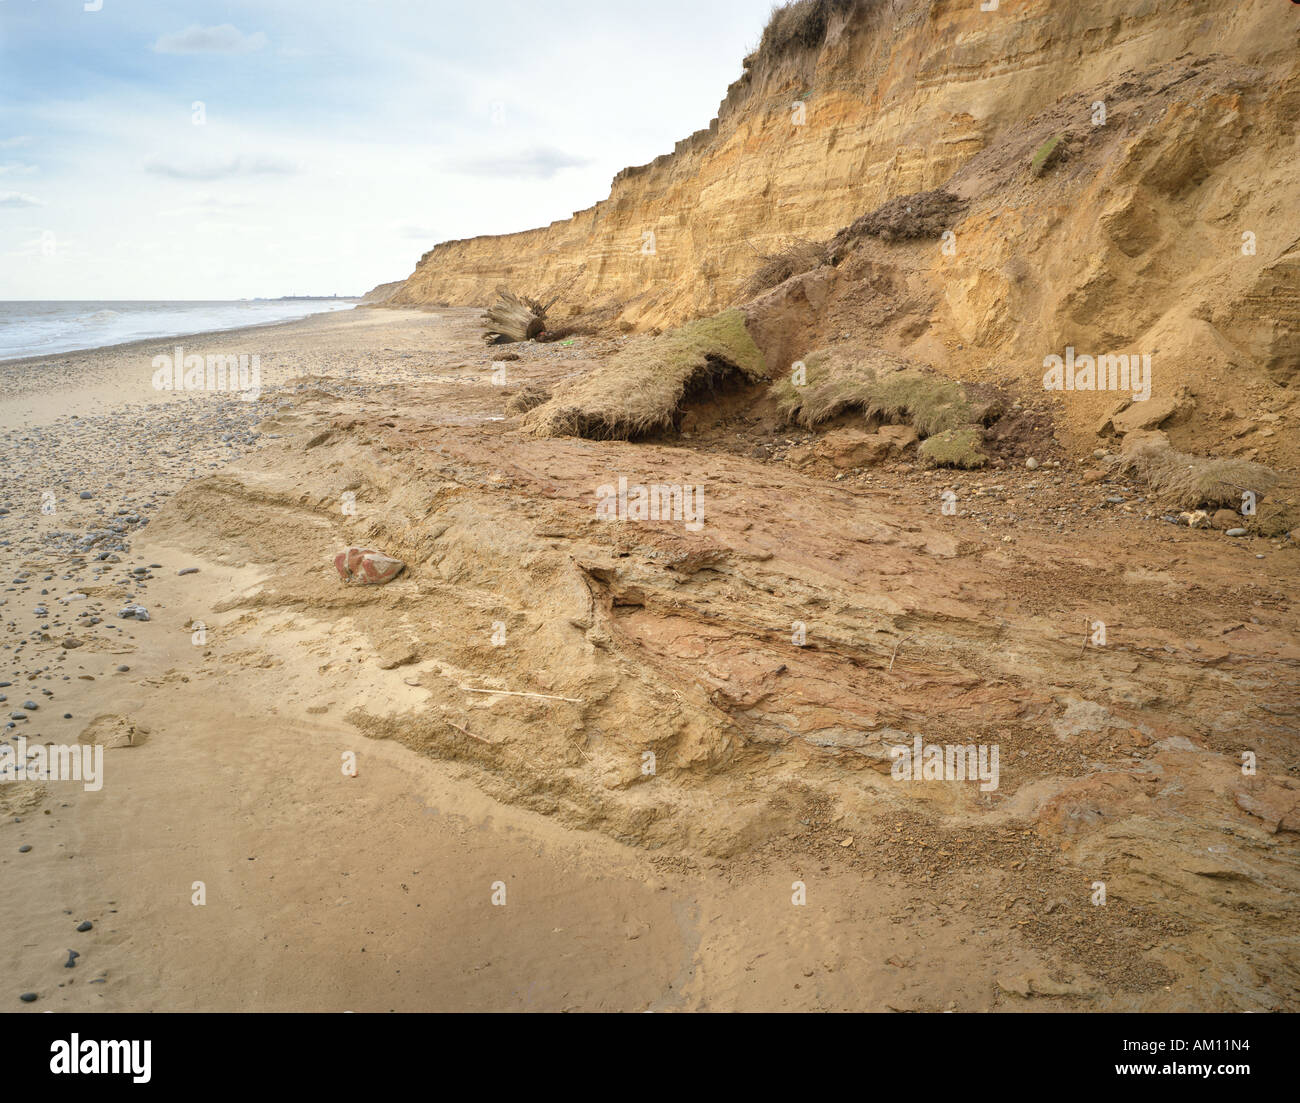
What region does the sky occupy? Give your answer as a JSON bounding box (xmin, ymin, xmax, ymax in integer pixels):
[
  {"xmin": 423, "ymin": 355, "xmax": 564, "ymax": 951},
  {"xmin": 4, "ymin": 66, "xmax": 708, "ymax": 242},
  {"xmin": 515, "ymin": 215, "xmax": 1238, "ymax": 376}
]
[{"xmin": 0, "ymin": 0, "xmax": 778, "ymax": 300}]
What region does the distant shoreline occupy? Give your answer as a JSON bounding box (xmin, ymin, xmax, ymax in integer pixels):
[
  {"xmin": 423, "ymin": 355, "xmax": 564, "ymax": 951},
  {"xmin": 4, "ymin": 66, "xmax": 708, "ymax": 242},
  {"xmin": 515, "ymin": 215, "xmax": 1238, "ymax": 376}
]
[{"xmin": 0, "ymin": 301, "xmax": 368, "ymax": 366}]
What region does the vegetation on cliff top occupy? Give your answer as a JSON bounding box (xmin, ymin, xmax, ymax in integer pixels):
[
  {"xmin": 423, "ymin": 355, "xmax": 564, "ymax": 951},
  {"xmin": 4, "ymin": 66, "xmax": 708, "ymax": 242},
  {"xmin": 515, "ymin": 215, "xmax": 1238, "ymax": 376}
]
[{"xmin": 757, "ymin": 0, "xmax": 857, "ymax": 61}]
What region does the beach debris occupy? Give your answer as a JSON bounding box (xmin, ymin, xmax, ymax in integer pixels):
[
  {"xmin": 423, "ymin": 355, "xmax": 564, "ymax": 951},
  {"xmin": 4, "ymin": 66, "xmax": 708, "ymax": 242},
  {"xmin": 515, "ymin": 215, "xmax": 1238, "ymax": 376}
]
[
  {"xmin": 482, "ymin": 286, "xmax": 553, "ymax": 345},
  {"xmin": 458, "ymin": 685, "xmax": 583, "ymax": 704},
  {"xmin": 333, "ymin": 547, "xmax": 405, "ymax": 586}
]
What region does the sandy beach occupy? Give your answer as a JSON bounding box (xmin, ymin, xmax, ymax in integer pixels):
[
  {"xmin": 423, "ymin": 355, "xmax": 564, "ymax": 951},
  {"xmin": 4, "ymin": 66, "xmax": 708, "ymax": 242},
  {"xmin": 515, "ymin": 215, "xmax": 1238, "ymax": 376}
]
[{"xmin": 0, "ymin": 306, "xmax": 1295, "ymax": 1013}]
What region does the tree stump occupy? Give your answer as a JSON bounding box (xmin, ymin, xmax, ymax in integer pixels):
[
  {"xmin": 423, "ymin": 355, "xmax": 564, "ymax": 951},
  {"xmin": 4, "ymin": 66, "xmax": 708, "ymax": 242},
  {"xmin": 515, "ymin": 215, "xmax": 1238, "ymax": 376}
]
[{"xmin": 483, "ymin": 286, "xmax": 549, "ymax": 345}]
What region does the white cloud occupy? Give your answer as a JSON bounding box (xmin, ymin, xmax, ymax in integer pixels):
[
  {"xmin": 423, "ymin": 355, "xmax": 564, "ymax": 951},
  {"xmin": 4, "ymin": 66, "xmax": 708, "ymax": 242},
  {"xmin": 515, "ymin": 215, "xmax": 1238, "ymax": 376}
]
[
  {"xmin": 143, "ymin": 153, "xmax": 298, "ymax": 180},
  {"xmin": 448, "ymin": 146, "xmax": 592, "ymax": 180},
  {"xmin": 152, "ymin": 25, "xmax": 268, "ymax": 55},
  {"xmin": 0, "ymin": 137, "xmax": 32, "ymax": 149},
  {"xmin": 0, "ymin": 163, "xmax": 38, "ymax": 176},
  {"xmin": 0, "ymin": 192, "xmax": 45, "ymax": 208}
]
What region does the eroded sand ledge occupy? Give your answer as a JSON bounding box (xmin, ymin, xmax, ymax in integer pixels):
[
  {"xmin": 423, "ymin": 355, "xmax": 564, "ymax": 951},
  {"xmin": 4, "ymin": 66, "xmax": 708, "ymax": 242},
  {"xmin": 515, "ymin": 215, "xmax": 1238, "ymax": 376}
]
[{"xmin": 1, "ymin": 308, "xmax": 1297, "ymax": 1011}]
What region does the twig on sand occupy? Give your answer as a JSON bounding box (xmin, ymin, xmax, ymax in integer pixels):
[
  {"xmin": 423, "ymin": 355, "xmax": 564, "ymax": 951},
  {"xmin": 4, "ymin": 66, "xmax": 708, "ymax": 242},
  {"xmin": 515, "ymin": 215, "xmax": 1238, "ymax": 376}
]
[
  {"xmin": 443, "ymin": 718, "xmax": 494, "ymax": 746},
  {"xmin": 889, "ymin": 635, "xmax": 913, "ymax": 673},
  {"xmin": 1080, "ymin": 617, "xmax": 1091, "ymax": 658},
  {"xmin": 458, "ymin": 686, "xmax": 584, "ymax": 704}
]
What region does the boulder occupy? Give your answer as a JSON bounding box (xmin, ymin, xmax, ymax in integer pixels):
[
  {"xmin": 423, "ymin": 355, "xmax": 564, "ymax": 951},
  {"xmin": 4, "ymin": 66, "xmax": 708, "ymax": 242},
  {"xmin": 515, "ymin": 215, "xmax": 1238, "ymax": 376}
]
[
  {"xmin": 1212, "ymin": 509, "xmax": 1241, "ymax": 530},
  {"xmin": 1110, "ymin": 394, "xmax": 1183, "ymax": 435},
  {"xmin": 813, "ymin": 425, "xmax": 918, "ymax": 470},
  {"xmin": 1119, "ymin": 428, "xmax": 1171, "ymax": 458},
  {"xmin": 814, "ymin": 429, "xmax": 891, "ymax": 469},
  {"xmin": 334, "ymin": 548, "xmax": 405, "ymax": 586}
]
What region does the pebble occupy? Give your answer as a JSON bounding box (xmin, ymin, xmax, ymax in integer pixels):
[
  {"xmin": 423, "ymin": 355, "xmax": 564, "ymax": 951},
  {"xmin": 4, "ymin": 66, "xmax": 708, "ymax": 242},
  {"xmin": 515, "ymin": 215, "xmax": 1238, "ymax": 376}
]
[
  {"xmin": 1226, "ymin": 528, "xmax": 1248, "ymax": 538},
  {"xmin": 76, "ymin": 920, "xmax": 93, "ymax": 932},
  {"xmin": 178, "ymin": 567, "xmax": 199, "ymax": 576},
  {"xmin": 64, "ymin": 950, "xmax": 79, "ymax": 969},
  {"xmin": 79, "ymin": 491, "xmax": 93, "ymax": 500},
  {"xmin": 18, "ymin": 844, "xmax": 31, "ymax": 852},
  {"xmin": 19, "ymin": 992, "xmax": 37, "ymax": 1003},
  {"xmin": 1025, "ymin": 458, "xmax": 1039, "ymax": 470}
]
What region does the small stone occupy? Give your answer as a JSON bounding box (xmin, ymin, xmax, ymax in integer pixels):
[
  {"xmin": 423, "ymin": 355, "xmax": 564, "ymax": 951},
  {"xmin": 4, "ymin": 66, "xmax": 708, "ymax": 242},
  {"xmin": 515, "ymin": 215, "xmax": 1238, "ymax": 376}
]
[
  {"xmin": 19, "ymin": 992, "xmax": 37, "ymax": 1003},
  {"xmin": 76, "ymin": 921, "xmax": 92, "ymax": 932},
  {"xmin": 178, "ymin": 568, "xmax": 199, "ymax": 576},
  {"xmin": 18, "ymin": 845, "xmax": 31, "ymax": 853},
  {"xmin": 22, "ymin": 701, "xmax": 37, "ymax": 710},
  {"xmin": 65, "ymin": 950, "xmax": 79, "ymax": 969},
  {"xmin": 1226, "ymin": 529, "xmax": 1249, "ymax": 538},
  {"xmin": 79, "ymin": 491, "xmax": 94, "ymax": 500},
  {"xmin": 1025, "ymin": 458, "xmax": 1039, "ymax": 470}
]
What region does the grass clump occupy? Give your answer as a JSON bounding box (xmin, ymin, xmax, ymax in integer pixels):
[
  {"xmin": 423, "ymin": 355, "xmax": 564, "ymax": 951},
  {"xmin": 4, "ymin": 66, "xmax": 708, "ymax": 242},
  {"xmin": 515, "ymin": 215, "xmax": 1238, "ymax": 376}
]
[
  {"xmin": 1031, "ymin": 135, "xmax": 1064, "ymax": 177},
  {"xmin": 771, "ymin": 348, "xmax": 880, "ymax": 426},
  {"xmin": 1120, "ymin": 438, "xmax": 1280, "ymax": 510},
  {"xmin": 504, "ymin": 383, "xmax": 551, "ymax": 416},
  {"xmin": 827, "ymin": 189, "xmax": 967, "ymax": 258},
  {"xmin": 523, "ymin": 309, "xmax": 767, "ymax": 440},
  {"xmin": 772, "ymin": 348, "xmax": 972, "ymax": 436},
  {"xmin": 743, "ymin": 237, "xmax": 827, "ymax": 297},
  {"xmin": 919, "ymin": 428, "xmax": 987, "ymax": 469},
  {"xmin": 757, "ymin": 0, "xmax": 856, "ymax": 59}
]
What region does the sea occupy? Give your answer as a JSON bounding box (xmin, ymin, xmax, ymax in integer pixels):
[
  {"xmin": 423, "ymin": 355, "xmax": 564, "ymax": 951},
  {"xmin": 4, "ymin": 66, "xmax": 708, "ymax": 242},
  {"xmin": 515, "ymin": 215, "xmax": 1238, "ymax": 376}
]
[{"xmin": 0, "ymin": 299, "xmax": 359, "ymax": 361}]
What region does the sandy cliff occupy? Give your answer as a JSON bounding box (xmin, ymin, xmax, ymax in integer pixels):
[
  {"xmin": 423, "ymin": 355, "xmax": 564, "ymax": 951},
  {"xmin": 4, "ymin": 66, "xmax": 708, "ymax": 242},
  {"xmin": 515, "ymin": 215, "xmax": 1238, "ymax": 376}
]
[{"xmin": 382, "ymin": 0, "xmax": 1296, "ymax": 337}]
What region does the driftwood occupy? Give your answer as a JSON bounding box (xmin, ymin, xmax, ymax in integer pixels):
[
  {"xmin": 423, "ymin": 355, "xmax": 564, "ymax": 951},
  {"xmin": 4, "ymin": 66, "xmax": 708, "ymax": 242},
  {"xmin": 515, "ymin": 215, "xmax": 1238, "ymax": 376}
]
[
  {"xmin": 481, "ymin": 267, "xmax": 587, "ymax": 346},
  {"xmin": 482, "ymin": 286, "xmax": 550, "ymax": 345}
]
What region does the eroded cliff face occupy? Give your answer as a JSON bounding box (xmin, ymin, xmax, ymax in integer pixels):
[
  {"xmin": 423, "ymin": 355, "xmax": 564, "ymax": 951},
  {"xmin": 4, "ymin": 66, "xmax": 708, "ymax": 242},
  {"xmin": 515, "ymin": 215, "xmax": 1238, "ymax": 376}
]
[{"xmin": 383, "ymin": 0, "xmax": 1294, "ymax": 337}]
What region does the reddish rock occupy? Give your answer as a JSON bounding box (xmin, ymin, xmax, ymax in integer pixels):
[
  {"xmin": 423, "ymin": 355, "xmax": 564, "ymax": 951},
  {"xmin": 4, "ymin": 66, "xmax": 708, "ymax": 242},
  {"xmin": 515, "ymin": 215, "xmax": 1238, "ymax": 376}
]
[{"xmin": 334, "ymin": 548, "xmax": 405, "ymax": 585}]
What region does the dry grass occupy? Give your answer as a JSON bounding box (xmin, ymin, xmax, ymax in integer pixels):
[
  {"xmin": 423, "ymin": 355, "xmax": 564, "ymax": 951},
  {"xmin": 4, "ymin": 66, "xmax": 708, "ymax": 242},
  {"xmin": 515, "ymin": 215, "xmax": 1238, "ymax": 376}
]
[
  {"xmin": 1121, "ymin": 440, "xmax": 1280, "ymax": 510},
  {"xmin": 743, "ymin": 238, "xmax": 827, "ymax": 297},
  {"xmin": 504, "ymin": 383, "xmax": 551, "ymax": 416},
  {"xmin": 772, "ymin": 348, "xmax": 973, "ymax": 436},
  {"xmin": 757, "ymin": 0, "xmax": 856, "ymax": 59},
  {"xmin": 523, "ymin": 309, "xmax": 767, "ymax": 440},
  {"xmin": 826, "ymin": 189, "xmax": 967, "ymax": 260}
]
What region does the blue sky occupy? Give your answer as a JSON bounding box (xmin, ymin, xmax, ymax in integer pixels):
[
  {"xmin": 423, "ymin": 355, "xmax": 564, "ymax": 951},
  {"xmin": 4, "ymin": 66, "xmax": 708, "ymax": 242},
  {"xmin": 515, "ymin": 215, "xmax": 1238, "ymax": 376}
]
[{"xmin": 0, "ymin": 0, "xmax": 777, "ymax": 299}]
